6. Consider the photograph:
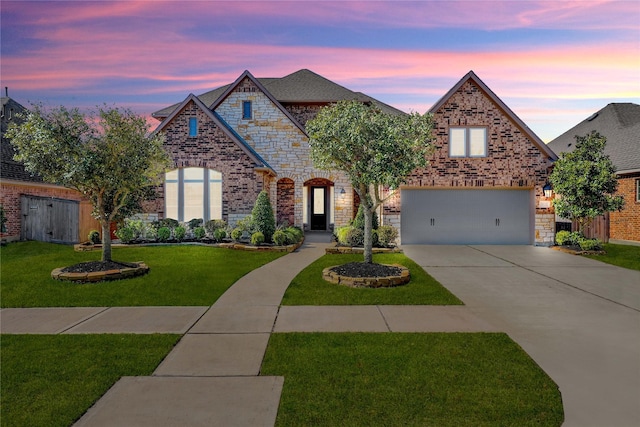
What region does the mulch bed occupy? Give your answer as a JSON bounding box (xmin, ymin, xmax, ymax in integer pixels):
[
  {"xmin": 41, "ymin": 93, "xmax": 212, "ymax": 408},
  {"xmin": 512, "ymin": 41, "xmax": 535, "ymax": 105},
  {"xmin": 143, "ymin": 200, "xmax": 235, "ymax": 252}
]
[
  {"xmin": 61, "ymin": 261, "xmax": 139, "ymax": 274},
  {"xmin": 330, "ymin": 262, "xmax": 402, "ymax": 278}
]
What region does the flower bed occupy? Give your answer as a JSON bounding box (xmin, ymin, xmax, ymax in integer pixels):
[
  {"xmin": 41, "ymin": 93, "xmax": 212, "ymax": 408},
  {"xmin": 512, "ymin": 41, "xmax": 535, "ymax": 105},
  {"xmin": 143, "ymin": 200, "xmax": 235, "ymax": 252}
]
[{"xmin": 322, "ymin": 263, "xmax": 410, "ymax": 288}]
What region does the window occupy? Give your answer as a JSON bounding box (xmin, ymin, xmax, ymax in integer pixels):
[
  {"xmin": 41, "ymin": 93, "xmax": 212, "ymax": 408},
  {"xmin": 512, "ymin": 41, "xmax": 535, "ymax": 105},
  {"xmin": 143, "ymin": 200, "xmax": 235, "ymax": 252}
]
[
  {"xmin": 164, "ymin": 168, "xmax": 222, "ymax": 221},
  {"xmin": 242, "ymin": 101, "xmax": 252, "ymax": 119},
  {"xmin": 449, "ymin": 127, "xmax": 487, "ymax": 157},
  {"xmin": 188, "ymin": 117, "xmax": 197, "ymax": 137},
  {"xmin": 636, "ymin": 179, "xmax": 640, "ymax": 202}
]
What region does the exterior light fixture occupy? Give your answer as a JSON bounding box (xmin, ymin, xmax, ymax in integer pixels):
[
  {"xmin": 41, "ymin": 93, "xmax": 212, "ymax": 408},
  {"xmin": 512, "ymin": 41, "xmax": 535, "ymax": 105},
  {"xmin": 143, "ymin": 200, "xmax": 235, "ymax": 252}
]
[
  {"xmin": 339, "ymin": 187, "xmax": 346, "ymax": 195},
  {"xmin": 543, "ymin": 183, "xmax": 553, "ymax": 198}
]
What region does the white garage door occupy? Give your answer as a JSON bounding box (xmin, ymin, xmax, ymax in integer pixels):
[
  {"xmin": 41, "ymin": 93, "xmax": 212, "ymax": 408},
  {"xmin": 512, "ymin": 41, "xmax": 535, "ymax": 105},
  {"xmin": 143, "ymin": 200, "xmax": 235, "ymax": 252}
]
[{"xmin": 401, "ymin": 189, "xmax": 533, "ymax": 244}]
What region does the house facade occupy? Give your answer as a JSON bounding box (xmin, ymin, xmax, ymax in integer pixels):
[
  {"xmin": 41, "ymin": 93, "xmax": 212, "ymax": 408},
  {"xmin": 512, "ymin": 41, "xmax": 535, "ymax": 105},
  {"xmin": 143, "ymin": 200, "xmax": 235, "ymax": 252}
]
[
  {"xmin": 548, "ymin": 103, "xmax": 640, "ymax": 244},
  {"xmin": 1, "ymin": 92, "xmax": 99, "ymax": 243},
  {"xmin": 151, "ymin": 69, "xmax": 557, "ymax": 245}
]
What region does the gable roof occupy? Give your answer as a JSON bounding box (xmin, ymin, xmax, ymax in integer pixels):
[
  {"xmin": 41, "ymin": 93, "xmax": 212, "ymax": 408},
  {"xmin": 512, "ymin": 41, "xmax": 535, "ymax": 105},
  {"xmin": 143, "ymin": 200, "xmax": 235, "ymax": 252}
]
[
  {"xmin": 209, "ymin": 70, "xmax": 308, "ymax": 136},
  {"xmin": 152, "ymin": 69, "xmax": 404, "ymax": 120},
  {"xmin": 153, "ymin": 93, "xmax": 274, "ymax": 173},
  {"xmin": 430, "ymin": 71, "xmax": 557, "ymax": 161},
  {"xmin": 548, "ymin": 103, "xmax": 640, "ymax": 175}
]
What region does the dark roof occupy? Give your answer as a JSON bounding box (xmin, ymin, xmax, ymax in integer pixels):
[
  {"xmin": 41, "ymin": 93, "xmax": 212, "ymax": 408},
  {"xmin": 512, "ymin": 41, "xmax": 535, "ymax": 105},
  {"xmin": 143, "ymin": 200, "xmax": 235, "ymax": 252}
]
[
  {"xmin": 548, "ymin": 103, "xmax": 640, "ymax": 174},
  {"xmin": 1, "ymin": 97, "xmax": 43, "ymax": 182},
  {"xmin": 430, "ymin": 71, "xmax": 557, "ymax": 161},
  {"xmin": 152, "ymin": 69, "xmax": 404, "ymax": 119}
]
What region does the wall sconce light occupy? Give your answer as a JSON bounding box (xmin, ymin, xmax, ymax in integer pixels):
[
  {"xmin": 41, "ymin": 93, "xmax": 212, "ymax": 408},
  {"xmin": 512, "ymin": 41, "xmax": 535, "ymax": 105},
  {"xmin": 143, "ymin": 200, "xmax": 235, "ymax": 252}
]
[
  {"xmin": 339, "ymin": 187, "xmax": 346, "ymax": 195},
  {"xmin": 543, "ymin": 183, "xmax": 553, "ymax": 198}
]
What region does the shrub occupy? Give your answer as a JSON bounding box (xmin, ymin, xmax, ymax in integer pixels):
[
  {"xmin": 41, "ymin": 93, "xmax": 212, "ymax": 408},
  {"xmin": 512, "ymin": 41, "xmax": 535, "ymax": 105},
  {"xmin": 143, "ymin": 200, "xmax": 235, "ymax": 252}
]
[
  {"xmin": 273, "ymin": 230, "xmax": 287, "ymax": 246},
  {"xmin": 351, "ymin": 204, "xmax": 379, "ymax": 230},
  {"xmin": 158, "ymin": 218, "xmax": 179, "ymax": 229},
  {"xmin": 251, "ymin": 231, "xmax": 265, "ymax": 246},
  {"xmin": 371, "ymin": 229, "xmax": 379, "ymax": 247},
  {"xmin": 377, "ymin": 225, "xmax": 398, "ymax": 248},
  {"xmin": 579, "ymin": 238, "xmax": 602, "ymax": 251},
  {"xmin": 115, "ymin": 226, "xmax": 135, "ymax": 244},
  {"xmin": 193, "ymin": 226, "xmax": 206, "ymax": 239},
  {"xmin": 205, "ymin": 219, "xmax": 227, "ymax": 236},
  {"xmin": 252, "ymin": 191, "xmax": 275, "ymax": 242},
  {"xmin": 88, "ymin": 230, "xmax": 101, "ymax": 244},
  {"xmin": 157, "ymin": 227, "xmax": 171, "ymax": 242},
  {"xmin": 236, "ymin": 216, "xmax": 255, "ymax": 233},
  {"xmin": 231, "ymin": 227, "xmax": 243, "ymax": 242},
  {"xmin": 188, "ymin": 218, "xmax": 203, "ymax": 230},
  {"xmin": 213, "ymin": 228, "xmax": 226, "ymax": 242},
  {"xmin": 555, "ymin": 230, "xmax": 571, "ymax": 246},
  {"xmin": 348, "ymin": 228, "xmax": 364, "ymax": 247},
  {"xmin": 286, "ymin": 226, "xmax": 304, "ymax": 244},
  {"xmin": 336, "ymin": 226, "xmax": 352, "ymax": 246},
  {"xmin": 174, "ymin": 226, "xmax": 186, "ymax": 242}
]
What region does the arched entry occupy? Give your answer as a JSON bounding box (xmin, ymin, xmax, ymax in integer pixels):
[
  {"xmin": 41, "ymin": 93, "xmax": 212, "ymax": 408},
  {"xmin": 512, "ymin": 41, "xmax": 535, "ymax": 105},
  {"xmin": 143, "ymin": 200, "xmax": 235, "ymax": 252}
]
[
  {"xmin": 304, "ymin": 178, "xmax": 334, "ymax": 231},
  {"xmin": 276, "ymin": 178, "xmax": 295, "ymax": 226}
]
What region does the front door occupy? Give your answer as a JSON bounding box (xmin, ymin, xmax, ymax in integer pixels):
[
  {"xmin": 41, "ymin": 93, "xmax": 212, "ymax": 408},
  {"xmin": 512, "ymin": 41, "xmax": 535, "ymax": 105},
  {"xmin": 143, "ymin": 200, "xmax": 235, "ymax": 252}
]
[{"xmin": 310, "ymin": 186, "xmax": 327, "ymax": 230}]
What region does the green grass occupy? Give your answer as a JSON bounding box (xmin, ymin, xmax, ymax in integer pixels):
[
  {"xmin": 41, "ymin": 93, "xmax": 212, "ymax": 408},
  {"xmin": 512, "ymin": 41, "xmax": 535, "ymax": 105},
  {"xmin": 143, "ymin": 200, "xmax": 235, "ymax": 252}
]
[
  {"xmin": 584, "ymin": 243, "xmax": 640, "ymax": 271},
  {"xmin": 261, "ymin": 333, "xmax": 564, "ymax": 427},
  {"xmin": 1, "ymin": 334, "xmax": 180, "ymax": 427},
  {"xmin": 281, "ymin": 253, "xmax": 462, "ymax": 305},
  {"xmin": 0, "ymin": 241, "xmax": 285, "ymax": 307}
]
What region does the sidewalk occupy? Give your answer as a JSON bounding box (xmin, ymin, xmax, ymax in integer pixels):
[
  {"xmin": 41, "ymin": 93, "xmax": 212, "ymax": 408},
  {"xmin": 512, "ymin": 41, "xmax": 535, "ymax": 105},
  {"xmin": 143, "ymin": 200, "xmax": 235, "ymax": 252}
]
[{"xmin": 1, "ymin": 236, "xmax": 497, "ymax": 427}]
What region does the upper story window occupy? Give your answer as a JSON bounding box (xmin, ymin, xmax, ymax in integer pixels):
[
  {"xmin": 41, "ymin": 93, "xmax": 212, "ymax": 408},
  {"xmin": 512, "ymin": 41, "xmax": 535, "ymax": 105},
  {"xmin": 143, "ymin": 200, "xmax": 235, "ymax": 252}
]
[
  {"xmin": 189, "ymin": 117, "xmax": 198, "ymax": 137},
  {"xmin": 636, "ymin": 178, "xmax": 640, "ymax": 202},
  {"xmin": 449, "ymin": 127, "xmax": 487, "ymax": 158},
  {"xmin": 242, "ymin": 101, "xmax": 252, "ymax": 119}
]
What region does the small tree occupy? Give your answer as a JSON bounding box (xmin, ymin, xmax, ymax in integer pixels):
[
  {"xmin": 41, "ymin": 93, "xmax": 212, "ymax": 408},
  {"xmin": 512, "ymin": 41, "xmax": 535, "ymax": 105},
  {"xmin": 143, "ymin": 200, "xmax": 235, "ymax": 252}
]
[
  {"xmin": 251, "ymin": 190, "xmax": 275, "ymax": 242},
  {"xmin": 7, "ymin": 105, "xmax": 171, "ymax": 262},
  {"xmin": 549, "ymin": 131, "xmax": 624, "ymax": 233},
  {"xmin": 307, "ymin": 100, "xmax": 434, "ymax": 263}
]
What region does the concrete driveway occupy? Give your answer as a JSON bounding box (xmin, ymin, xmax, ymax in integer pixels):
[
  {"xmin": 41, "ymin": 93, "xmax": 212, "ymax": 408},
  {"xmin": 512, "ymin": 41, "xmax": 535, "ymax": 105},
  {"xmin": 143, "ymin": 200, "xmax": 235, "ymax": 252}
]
[{"xmin": 403, "ymin": 245, "xmax": 640, "ymax": 427}]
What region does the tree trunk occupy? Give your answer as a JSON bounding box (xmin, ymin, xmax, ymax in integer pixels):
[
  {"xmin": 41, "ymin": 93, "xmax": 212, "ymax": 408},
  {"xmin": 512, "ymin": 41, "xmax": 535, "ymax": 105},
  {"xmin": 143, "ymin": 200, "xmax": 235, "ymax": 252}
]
[
  {"xmin": 363, "ymin": 203, "xmax": 374, "ymax": 264},
  {"xmin": 101, "ymin": 220, "xmax": 112, "ymax": 262}
]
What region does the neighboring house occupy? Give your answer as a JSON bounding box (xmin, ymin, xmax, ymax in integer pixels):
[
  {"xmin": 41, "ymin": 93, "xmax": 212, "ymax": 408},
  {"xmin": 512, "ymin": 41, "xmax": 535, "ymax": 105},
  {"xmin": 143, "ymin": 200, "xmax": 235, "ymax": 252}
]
[
  {"xmin": 548, "ymin": 103, "xmax": 640, "ymax": 244},
  {"xmin": 0, "ymin": 90, "xmax": 98, "ymax": 243},
  {"xmin": 151, "ymin": 69, "xmax": 557, "ymax": 245}
]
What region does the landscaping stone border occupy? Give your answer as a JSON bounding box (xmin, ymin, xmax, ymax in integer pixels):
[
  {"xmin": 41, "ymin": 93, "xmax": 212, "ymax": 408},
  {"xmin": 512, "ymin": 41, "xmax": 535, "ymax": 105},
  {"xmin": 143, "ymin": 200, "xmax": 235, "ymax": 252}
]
[
  {"xmin": 322, "ymin": 263, "xmax": 410, "ymax": 288},
  {"xmin": 325, "ymin": 245, "xmax": 402, "ymax": 255},
  {"xmin": 51, "ymin": 262, "xmax": 149, "ymax": 283}
]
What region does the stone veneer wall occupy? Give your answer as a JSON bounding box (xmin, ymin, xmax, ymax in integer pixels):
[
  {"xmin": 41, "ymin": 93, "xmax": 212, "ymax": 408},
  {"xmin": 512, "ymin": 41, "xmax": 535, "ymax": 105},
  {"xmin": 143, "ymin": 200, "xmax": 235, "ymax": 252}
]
[
  {"xmin": 383, "ymin": 79, "xmax": 555, "ymax": 245},
  {"xmin": 215, "ymin": 77, "xmax": 353, "ymax": 228},
  {"xmin": 159, "ymin": 100, "xmax": 263, "ymax": 221},
  {"xmin": 610, "ymin": 174, "xmax": 640, "ymax": 242}
]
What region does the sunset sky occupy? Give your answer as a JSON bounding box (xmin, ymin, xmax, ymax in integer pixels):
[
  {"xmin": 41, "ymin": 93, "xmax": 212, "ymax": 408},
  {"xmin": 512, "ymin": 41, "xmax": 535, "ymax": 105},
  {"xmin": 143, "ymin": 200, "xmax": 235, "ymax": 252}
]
[{"xmin": 1, "ymin": 0, "xmax": 639, "ymax": 142}]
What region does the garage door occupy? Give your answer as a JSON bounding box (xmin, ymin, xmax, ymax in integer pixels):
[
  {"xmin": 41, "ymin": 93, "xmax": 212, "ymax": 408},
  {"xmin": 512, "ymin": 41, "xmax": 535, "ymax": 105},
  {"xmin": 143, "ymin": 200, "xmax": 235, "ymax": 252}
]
[{"xmin": 401, "ymin": 189, "xmax": 533, "ymax": 244}]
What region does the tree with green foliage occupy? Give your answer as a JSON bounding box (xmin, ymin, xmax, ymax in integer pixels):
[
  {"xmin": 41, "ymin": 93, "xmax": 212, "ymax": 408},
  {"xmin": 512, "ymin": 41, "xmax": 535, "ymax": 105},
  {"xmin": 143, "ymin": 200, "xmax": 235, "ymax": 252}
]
[
  {"xmin": 549, "ymin": 131, "xmax": 624, "ymax": 233},
  {"xmin": 6, "ymin": 105, "xmax": 171, "ymax": 262},
  {"xmin": 306, "ymin": 100, "xmax": 434, "ymax": 263},
  {"xmin": 251, "ymin": 190, "xmax": 276, "ymax": 242}
]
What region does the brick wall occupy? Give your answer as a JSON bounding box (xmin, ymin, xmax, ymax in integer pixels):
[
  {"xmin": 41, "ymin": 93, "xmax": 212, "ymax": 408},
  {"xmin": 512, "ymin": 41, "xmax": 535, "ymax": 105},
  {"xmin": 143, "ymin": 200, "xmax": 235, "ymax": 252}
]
[
  {"xmin": 276, "ymin": 178, "xmax": 295, "ymax": 226},
  {"xmin": 610, "ymin": 174, "xmax": 640, "ymax": 242},
  {"xmin": 383, "ymin": 79, "xmax": 555, "ymax": 245},
  {"xmin": 159, "ymin": 100, "xmax": 263, "ymax": 221},
  {"xmin": 0, "ymin": 181, "xmax": 97, "ymax": 241}
]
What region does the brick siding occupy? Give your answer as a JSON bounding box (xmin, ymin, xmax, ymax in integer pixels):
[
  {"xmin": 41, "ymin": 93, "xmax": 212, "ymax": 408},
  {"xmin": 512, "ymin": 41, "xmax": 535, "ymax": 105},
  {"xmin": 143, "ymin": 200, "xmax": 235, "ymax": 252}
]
[
  {"xmin": 158, "ymin": 100, "xmax": 263, "ymax": 221},
  {"xmin": 610, "ymin": 174, "xmax": 640, "ymax": 242}
]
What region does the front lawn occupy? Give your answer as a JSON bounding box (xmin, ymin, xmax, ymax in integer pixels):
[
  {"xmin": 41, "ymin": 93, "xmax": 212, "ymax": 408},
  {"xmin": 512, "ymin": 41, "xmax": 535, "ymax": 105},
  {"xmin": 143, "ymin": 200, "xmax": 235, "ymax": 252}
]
[
  {"xmin": 261, "ymin": 333, "xmax": 564, "ymax": 426},
  {"xmin": 584, "ymin": 243, "xmax": 640, "ymax": 271},
  {"xmin": 1, "ymin": 334, "xmax": 180, "ymax": 427},
  {"xmin": 0, "ymin": 241, "xmax": 285, "ymax": 307},
  {"xmin": 281, "ymin": 253, "xmax": 462, "ymax": 305}
]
